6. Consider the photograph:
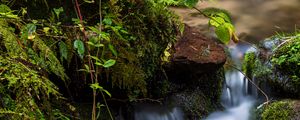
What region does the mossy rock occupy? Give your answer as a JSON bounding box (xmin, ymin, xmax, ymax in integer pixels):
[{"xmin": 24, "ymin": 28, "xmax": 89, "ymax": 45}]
[
  {"xmin": 258, "ymin": 100, "xmax": 300, "ymax": 120},
  {"xmin": 243, "ymin": 33, "xmax": 300, "ymax": 98}
]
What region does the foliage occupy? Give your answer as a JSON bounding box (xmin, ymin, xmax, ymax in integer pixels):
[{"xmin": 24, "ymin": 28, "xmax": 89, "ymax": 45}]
[
  {"xmin": 201, "ymin": 7, "xmax": 238, "ymax": 44},
  {"xmin": 242, "ymin": 52, "xmax": 272, "ymax": 78},
  {"xmin": 261, "ymin": 100, "xmax": 294, "ymax": 120},
  {"xmin": 0, "ymin": 0, "xmax": 236, "ymax": 119},
  {"xmin": 271, "ymin": 33, "xmax": 300, "ymax": 76},
  {"xmin": 268, "ymin": 33, "xmax": 300, "ymax": 95},
  {"xmin": 0, "ymin": 5, "xmax": 71, "ymax": 119}
]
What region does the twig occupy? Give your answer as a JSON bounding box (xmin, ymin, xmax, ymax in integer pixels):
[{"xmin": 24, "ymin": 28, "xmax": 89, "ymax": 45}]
[{"xmin": 227, "ymin": 64, "xmax": 269, "ymax": 104}]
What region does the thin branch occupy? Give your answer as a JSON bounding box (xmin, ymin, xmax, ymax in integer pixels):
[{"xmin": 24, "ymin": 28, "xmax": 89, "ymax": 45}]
[{"xmin": 227, "ymin": 64, "xmax": 269, "ymax": 104}]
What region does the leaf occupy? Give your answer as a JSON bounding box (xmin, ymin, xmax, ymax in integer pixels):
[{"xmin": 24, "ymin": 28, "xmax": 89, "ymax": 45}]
[
  {"xmin": 89, "ymin": 55, "xmax": 101, "ymax": 62},
  {"xmin": 95, "ymin": 62, "xmax": 103, "ymax": 66},
  {"xmin": 202, "ymin": 7, "xmax": 232, "ymax": 23},
  {"xmin": 100, "ymin": 32, "xmax": 110, "ymax": 41},
  {"xmin": 102, "ymin": 89, "xmax": 112, "ymax": 97},
  {"xmin": 209, "ymin": 17, "xmax": 225, "ymax": 27},
  {"xmin": 103, "ymin": 59, "xmax": 116, "ymax": 68},
  {"xmin": 53, "ymin": 7, "xmax": 64, "ymax": 19},
  {"xmin": 215, "ymin": 25, "xmax": 230, "ymax": 44},
  {"xmin": 0, "ymin": 4, "xmax": 12, "ymax": 13},
  {"xmin": 43, "ymin": 27, "xmax": 50, "ymax": 34},
  {"xmin": 73, "ymin": 40, "xmax": 85, "ymax": 59},
  {"xmin": 103, "ymin": 18, "xmax": 112, "ymax": 25},
  {"xmin": 216, "ymin": 13, "xmax": 232, "ymax": 23},
  {"xmin": 90, "ymin": 83, "xmax": 111, "ymax": 97},
  {"xmin": 108, "ymin": 44, "xmax": 118, "ymax": 56},
  {"xmin": 59, "ymin": 41, "xmax": 68, "ymax": 61},
  {"xmin": 83, "ymin": 0, "xmax": 95, "ymax": 3},
  {"xmin": 178, "ymin": 0, "xmax": 199, "ymax": 8}
]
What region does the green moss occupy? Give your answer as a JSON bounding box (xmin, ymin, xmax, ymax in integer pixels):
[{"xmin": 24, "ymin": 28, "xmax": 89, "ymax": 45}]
[
  {"xmin": 243, "ymin": 52, "xmax": 256, "ymax": 77},
  {"xmin": 261, "ymin": 100, "xmax": 294, "ymax": 120}
]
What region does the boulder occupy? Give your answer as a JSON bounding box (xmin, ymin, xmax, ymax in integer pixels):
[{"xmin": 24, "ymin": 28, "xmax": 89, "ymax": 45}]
[
  {"xmin": 170, "ymin": 25, "xmax": 226, "ymax": 74},
  {"xmin": 164, "ymin": 25, "xmax": 226, "ymax": 119}
]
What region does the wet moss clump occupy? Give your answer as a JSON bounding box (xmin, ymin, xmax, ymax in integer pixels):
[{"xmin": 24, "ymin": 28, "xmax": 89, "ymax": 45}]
[
  {"xmin": 270, "ymin": 33, "xmax": 300, "ymax": 96},
  {"xmin": 260, "ymin": 100, "xmax": 294, "ymax": 120}
]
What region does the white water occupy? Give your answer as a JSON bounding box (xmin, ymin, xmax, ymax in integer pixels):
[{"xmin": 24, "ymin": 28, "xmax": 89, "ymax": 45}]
[
  {"xmin": 134, "ymin": 104, "xmax": 184, "ymax": 120},
  {"xmin": 206, "ymin": 43, "xmax": 257, "ymax": 120}
]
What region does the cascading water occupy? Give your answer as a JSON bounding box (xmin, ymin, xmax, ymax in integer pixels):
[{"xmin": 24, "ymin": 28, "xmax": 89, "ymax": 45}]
[
  {"xmin": 206, "ymin": 43, "xmax": 257, "ymax": 120},
  {"xmin": 134, "ymin": 104, "xmax": 184, "ymax": 120}
]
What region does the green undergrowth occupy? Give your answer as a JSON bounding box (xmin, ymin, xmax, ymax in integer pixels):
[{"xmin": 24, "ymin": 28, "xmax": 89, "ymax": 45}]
[
  {"xmin": 0, "ymin": 19, "xmax": 71, "ymax": 119},
  {"xmin": 260, "ymin": 100, "xmax": 294, "ymax": 120}
]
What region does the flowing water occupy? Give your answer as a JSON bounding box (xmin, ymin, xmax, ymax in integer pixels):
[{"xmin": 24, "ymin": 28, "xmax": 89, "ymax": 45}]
[
  {"xmin": 134, "ymin": 104, "xmax": 184, "ymax": 120},
  {"xmin": 206, "ymin": 43, "xmax": 257, "ymax": 120},
  {"xmin": 133, "ymin": 0, "xmax": 300, "ymax": 119}
]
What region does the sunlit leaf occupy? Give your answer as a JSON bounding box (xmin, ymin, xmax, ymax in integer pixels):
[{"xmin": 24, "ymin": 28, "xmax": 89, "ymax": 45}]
[
  {"xmin": 215, "ymin": 25, "xmax": 230, "ymax": 44},
  {"xmin": 209, "ymin": 17, "xmax": 225, "ymax": 27},
  {"xmin": 73, "ymin": 39, "xmax": 85, "ymax": 59},
  {"xmin": 83, "ymin": 0, "xmax": 95, "ymax": 3},
  {"xmin": 103, "ymin": 89, "xmax": 111, "ymax": 97},
  {"xmin": 95, "ymin": 62, "xmax": 103, "ymax": 66},
  {"xmin": 103, "ymin": 59, "xmax": 116, "ymax": 68}
]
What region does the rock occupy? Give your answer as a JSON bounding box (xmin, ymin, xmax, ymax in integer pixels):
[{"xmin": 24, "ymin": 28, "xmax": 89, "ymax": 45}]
[
  {"xmin": 170, "ymin": 25, "xmax": 226, "ymax": 74},
  {"xmin": 163, "ymin": 25, "xmax": 226, "ymax": 118},
  {"xmin": 242, "ymin": 34, "xmax": 300, "ymax": 98}
]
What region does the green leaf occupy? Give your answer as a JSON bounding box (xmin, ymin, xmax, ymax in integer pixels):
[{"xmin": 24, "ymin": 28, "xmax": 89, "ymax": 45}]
[
  {"xmin": 215, "ymin": 25, "xmax": 230, "ymax": 44},
  {"xmin": 53, "ymin": 7, "xmax": 64, "ymax": 19},
  {"xmin": 0, "ymin": 4, "xmax": 12, "ymax": 13},
  {"xmin": 73, "ymin": 40, "xmax": 85, "ymax": 59},
  {"xmin": 59, "ymin": 41, "xmax": 68, "ymax": 61},
  {"xmin": 108, "ymin": 44, "xmax": 118, "ymax": 56},
  {"xmin": 89, "ymin": 55, "xmax": 101, "ymax": 62},
  {"xmin": 202, "ymin": 7, "xmax": 232, "ymax": 23},
  {"xmin": 83, "ymin": 0, "xmax": 95, "ymax": 3},
  {"xmin": 90, "ymin": 83, "xmax": 111, "ymax": 97},
  {"xmin": 103, "ymin": 18, "xmax": 112, "ymax": 25},
  {"xmin": 209, "ymin": 17, "xmax": 225, "ymax": 27},
  {"xmin": 103, "ymin": 59, "xmax": 116, "ymax": 68},
  {"xmin": 178, "ymin": 0, "xmax": 199, "ymax": 8},
  {"xmin": 216, "ymin": 13, "xmax": 232, "ymax": 23},
  {"xmin": 102, "ymin": 89, "xmax": 112, "ymax": 97},
  {"xmin": 95, "ymin": 62, "xmax": 103, "ymax": 66},
  {"xmin": 100, "ymin": 32, "xmax": 110, "ymax": 41}
]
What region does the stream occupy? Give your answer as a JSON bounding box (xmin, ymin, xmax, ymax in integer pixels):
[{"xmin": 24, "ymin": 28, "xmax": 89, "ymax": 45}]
[
  {"xmin": 205, "ymin": 43, "xmax": 256, "ymax": 120},
  {"xmin": 133, "ymin": 0, "xmax": 300, "ymax": 119}
]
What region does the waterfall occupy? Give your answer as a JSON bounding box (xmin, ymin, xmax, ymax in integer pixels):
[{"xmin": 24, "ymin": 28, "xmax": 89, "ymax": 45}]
[
  {"xmin": 134, "ymin": 104, "xmax": 184, "ymax": 120},
  {"xmin": 206, "ymin": 43, "xmax": 257, "ymax": 120}
]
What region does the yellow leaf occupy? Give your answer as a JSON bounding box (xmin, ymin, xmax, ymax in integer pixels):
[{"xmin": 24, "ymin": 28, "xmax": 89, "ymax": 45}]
[
  {"xmin": 232, "ymin": 33, "xmax": 239, "ymax": 43},
  {"xmin": 28, "ymin": 34, "xmax": 35, "ymax": 40},
  {"xmin": 43, "ymin": 27, "xmax": 50, "ymax": 34}
]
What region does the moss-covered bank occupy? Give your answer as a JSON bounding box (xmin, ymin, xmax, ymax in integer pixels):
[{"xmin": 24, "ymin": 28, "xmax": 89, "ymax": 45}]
[{"xmin": 256, "ymin": 100, "xmax": 300, "ymax": 120}]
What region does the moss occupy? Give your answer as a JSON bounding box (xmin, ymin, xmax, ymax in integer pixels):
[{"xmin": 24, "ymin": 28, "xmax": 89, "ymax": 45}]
[
  {"xmin": 261, "ymin": 100, "xmax": 294, "ymax": 120},
  {"xmin": 242, "ymin": 52, "xmax": 256, "ymax": 77}
]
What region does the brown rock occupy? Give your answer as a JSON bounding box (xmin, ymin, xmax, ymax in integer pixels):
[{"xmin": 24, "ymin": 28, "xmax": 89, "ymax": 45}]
[{"xmin": 170, "ymin": 25, "xmax": 226, "ymax": 74}]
